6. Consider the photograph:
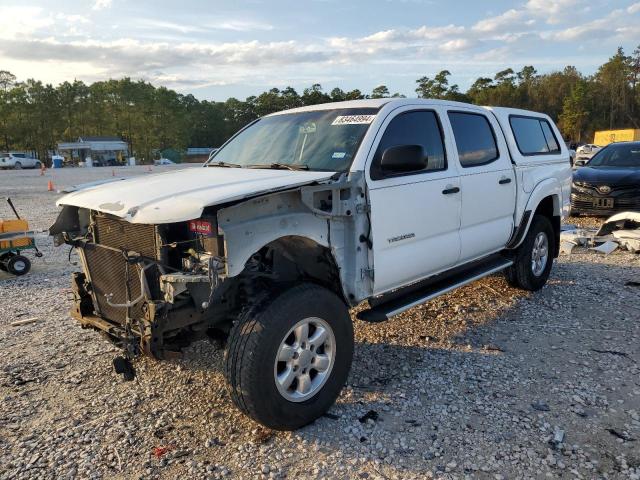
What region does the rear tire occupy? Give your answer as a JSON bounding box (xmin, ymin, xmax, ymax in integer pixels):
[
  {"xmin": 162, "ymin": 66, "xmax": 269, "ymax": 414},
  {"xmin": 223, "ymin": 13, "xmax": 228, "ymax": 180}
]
[
  {"xmin": 224, "ymin": 283, "xmax": 353, "ymax": 430},
  {"xmin": 505, "ymin": 215, "xmax": 554, "ymax": 291}
]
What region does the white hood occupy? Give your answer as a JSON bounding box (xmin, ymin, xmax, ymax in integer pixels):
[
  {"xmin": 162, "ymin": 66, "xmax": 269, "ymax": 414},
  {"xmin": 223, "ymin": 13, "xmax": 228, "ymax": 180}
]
[{"xmin": 57, "ymin": 167, "xmax": 336, "ymax": 224}]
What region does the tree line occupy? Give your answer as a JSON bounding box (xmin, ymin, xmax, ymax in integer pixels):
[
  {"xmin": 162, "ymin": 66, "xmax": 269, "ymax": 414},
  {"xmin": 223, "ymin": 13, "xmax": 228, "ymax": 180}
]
[{"xmin": 0, "ymin": 46, "xmax": 639, "ymax": 163}]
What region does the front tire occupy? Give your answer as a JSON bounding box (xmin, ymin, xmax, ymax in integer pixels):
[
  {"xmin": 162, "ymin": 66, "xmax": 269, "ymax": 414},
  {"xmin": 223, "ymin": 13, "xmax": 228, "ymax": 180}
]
[
  {"xmin": 14, "ymin": 161, "xmax": 22, "ymax": 170},
  {"xmin": 505, "ymin": 215, "xmax": 554, "ymax": 291},
  {"xmin": 224, "ymin": 283, "xmax": 354, "ymax": 430}
]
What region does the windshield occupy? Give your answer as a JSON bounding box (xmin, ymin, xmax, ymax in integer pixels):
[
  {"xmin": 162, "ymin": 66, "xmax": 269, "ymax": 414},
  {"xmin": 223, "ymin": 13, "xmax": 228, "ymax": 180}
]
[
  {"xmin": 206, "ymin": 108, "xmax": 379, "ymax": 172},
  {"xmin": 588, "ymin": 143, "xmax": 640, "ymax": 167}
]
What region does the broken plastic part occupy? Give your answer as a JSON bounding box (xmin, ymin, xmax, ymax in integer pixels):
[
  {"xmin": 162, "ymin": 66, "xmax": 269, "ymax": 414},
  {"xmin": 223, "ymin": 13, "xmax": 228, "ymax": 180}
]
[{"xmin": 589, "ymin": 241, "xmax": 619, "ymax": 255}]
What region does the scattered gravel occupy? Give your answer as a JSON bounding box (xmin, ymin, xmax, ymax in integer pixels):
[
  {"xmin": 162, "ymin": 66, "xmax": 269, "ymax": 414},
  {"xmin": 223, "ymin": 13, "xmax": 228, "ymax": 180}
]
[{"xmin": 1, "ymin": 167, "xmax": 639, "ymax": 479}]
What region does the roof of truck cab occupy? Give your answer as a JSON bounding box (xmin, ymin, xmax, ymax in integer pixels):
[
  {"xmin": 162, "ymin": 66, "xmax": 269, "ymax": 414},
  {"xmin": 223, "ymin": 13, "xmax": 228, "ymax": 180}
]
[
  {"xmin": 483, "ymin": 105, "xmax": 554, "ymax": 120},
  {"xmin": 267, "ymin": 98, "xmax": 551, "ymax": 117}
]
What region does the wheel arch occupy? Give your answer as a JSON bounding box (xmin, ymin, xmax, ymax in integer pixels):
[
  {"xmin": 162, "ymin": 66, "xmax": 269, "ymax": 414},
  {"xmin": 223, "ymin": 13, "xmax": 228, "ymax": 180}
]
[
  {"xmin": 510, "ymin": 182, "xmax": 562, "ymax": 257},
  {"xmin": 228, "ymin": 234, "xmax": 348, "ymax": 304}
]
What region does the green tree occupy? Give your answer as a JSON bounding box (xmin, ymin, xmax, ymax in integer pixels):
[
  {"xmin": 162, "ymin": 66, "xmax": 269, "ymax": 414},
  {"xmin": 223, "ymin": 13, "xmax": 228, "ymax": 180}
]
[
  {"xmin": 559, "ymin": 81, "xmax": 590, "ymax": 142},
  {"xmin": 0, "ymin": 70, "xmax": 17, "ymax": 149},
  {"xmin": 370, "ymin": 85, "xmax": 390, "ymax": 99},
  {"xmin": 415, "ymin": 70, "xmax": 465, "ymax": 100},
  {"xmin": 301, "ymin": 84, "xmax": 330, "ymax": 105}
]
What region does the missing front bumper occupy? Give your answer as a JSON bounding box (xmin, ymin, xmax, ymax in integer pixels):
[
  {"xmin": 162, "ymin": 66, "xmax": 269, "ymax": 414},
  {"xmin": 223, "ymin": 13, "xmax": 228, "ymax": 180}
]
[{"xmin": 71, "ymin": 272, "xmax": 206, "ymax": 360}]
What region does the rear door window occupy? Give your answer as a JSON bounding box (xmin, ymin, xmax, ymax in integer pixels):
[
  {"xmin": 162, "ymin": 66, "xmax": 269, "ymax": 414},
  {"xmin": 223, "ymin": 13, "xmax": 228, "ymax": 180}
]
[
  {"xmin": 447, "ymin": 112, "xmax": 499, "ymax": 167},
  {"xmin": 510, "ymin": 116, "xmax": 561, "ymax": 155}
]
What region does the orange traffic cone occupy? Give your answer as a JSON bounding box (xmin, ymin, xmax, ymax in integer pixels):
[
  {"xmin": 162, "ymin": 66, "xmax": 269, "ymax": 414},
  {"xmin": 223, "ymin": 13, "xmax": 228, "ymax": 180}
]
[{"xmin": 47, "ymin": 180, "xmax": 54, "ymax": 192}]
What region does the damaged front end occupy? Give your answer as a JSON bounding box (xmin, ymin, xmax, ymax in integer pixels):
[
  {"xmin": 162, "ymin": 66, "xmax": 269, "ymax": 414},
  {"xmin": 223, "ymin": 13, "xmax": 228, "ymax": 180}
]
[{"xmin": 51, "ymin": 206, "xmax": 229, "ymax": 360}]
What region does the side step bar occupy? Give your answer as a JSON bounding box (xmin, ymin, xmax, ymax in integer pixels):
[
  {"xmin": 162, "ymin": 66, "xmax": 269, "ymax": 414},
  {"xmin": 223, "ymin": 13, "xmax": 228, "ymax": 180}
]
[{"xmin": 356, "ymin": 255, "xmax": 513, "ymax": 323}]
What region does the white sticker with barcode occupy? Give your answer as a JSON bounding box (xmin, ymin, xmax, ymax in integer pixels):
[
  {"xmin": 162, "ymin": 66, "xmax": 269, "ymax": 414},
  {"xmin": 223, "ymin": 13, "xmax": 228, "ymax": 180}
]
[{"xmin": 331, "ymin": 115, "xmax": 376, "ymax": 125}]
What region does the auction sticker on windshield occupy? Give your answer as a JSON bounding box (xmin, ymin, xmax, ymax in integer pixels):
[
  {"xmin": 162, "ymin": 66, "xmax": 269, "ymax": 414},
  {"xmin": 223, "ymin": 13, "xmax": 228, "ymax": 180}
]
[{"xmin": 331, "ymin": 115, "xmax": 376, "ymax": 125}]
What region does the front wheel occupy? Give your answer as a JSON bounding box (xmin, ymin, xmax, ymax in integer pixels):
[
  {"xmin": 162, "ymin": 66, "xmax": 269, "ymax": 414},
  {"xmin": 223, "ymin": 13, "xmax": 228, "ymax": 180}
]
[
  {"xmin": 13, "ymin": 161, "xmax": 22, "ymax": 170},
  {"xmin": 224, "ymin": 283, "xmax": 354, "ymax": 430},
  {"xmin": 505, "ymin": 215, "xmax": 554, "ymax": 291}
]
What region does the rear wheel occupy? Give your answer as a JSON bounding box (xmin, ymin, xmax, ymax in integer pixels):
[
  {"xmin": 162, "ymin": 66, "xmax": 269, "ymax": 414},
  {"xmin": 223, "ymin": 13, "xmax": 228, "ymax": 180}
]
[
  {"xmin": 505, "ymin": 215, "xmax": 554, "ymax": 291},
  {"xmin": 224, "ymin": 283, "xmax": 353, "ymax": 430}
]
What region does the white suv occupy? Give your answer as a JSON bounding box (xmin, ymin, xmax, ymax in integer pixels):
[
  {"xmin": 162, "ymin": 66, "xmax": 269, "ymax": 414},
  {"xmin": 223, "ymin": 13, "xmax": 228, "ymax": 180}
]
[
  {"xmin": 574, "ymin": 144, "xmax": 602, "ymax": 167},
  {"xmin": 0, "ymin": 153, "xmax": 41, "ymax": 169},
  {"xmin": 51, "ymin": 98, "xmax": 571, "ymax": 430}
]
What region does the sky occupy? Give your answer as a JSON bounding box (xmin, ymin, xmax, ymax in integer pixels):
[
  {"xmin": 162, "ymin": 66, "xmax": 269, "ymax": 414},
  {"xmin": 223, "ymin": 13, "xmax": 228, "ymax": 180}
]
[{"xmin": 0, "ymin": 0, "xmax": 639, "ymax": 101}]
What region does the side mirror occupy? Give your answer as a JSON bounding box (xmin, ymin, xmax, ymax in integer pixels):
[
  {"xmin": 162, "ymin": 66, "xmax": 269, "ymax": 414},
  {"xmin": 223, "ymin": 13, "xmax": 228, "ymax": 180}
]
[{"xmin": 381, "ymin": 145, "xmax": 427, "ymax": 172}]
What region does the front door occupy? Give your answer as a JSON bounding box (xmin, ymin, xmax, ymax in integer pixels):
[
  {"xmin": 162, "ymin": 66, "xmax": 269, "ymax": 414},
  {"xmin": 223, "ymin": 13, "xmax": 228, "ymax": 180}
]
[{"xmin": 367, "ymin": 107, "xmax": 462, "ymax": 295}]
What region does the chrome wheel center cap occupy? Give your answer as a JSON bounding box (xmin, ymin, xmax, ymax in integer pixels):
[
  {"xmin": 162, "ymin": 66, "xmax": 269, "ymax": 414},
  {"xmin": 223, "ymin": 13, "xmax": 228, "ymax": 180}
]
[{"xmin": 297, "ymin": 350, "xmax": 313, "ymax": 368}]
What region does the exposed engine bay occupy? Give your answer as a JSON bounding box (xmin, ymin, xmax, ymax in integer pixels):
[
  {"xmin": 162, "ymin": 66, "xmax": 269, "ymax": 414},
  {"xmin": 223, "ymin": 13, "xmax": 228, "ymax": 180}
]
[
  {"xmin": 49, "ymin": 175, "xmax": 371, "ymax": 364},
  {"xmin": 50, "ymin": 205, "xmax": 233, "ymax": 359}
]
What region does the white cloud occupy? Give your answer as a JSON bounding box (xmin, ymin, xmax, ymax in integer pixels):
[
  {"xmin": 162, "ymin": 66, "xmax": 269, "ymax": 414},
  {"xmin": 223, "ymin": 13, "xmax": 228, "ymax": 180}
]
[
  {"xmin": 525, "ymin": 0, "xmax": 578, "ymax": 14},
  {"xmin": 211, "ymin": 20, "xmax": 274, "ymax": 32},
  {"xmin": 137, "ymin": 18, "xmax": 274, "ymax": 34},
  {"xmin": 93, "ymin": 0, "xmax": 112, "ymax": 11},
  {"xmin": 545, "ymin": 7, "xmax": 636, "ymax": 42},
  {"xmin": 0, "ymin": 6, "xmax": 53, "ymax": 37},
  {"xmin": 473, "ymin": 9, "xmax": 529, "ymax": 33},
  {"xmin": 0, "ymin": 1, "xmax": 639, "ymax": 94}
]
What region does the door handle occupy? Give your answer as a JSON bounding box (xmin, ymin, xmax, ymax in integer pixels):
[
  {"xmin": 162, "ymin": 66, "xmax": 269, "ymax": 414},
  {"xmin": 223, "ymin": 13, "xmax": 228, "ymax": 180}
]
[
  {"xmin": 499, "ymin": 177, "xmax": 512, "ymax": 185},
  {"xmin": 442, "ymin": 186, "xmax": 460, "ymax": 195}
]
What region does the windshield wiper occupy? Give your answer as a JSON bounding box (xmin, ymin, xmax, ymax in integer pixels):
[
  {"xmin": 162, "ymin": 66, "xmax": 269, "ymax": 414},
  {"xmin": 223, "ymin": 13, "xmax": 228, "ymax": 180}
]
[
  {"xmin": 206, "ymin": 161, "xmax": 243, "ymax": 168},
  {"xmin": 247, "ymin": 163, "xmax": 310, "ymax": 171}
]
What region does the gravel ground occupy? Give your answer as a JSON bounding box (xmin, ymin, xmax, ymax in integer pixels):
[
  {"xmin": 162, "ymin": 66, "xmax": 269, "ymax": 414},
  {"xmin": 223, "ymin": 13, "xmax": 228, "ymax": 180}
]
[{"xmin": 1, "ymin": 166, "xmax": 639, "ymax": 480}]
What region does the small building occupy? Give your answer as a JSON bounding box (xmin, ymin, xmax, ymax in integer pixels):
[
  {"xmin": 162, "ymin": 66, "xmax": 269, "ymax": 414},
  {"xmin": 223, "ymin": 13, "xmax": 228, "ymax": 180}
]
[{"xmin": 57, "ymin": 136, "xmax": 129, "ymax": 166}]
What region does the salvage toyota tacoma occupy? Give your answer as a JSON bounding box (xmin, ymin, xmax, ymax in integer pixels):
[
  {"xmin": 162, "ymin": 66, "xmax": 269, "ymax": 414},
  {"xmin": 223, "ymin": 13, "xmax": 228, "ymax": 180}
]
[{"xmin": 50, "ymin": 99, "xmax": 571, "ymax": 430}]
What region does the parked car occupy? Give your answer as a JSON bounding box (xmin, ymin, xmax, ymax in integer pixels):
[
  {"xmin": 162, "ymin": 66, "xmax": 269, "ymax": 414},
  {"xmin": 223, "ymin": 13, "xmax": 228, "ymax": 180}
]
[
  {"xmin": 574, "ymin": 143, "xmax": 602, "ymax": 167},
  {"xmin": 154, "ymin": 158, "xmax": 176, "ymax": 166},
  {"xmin": 570, "ymin": 141, "xmax": 640, "ymax": 216},
  {"xmin": 0, "ymin": 153, "xmax": 41, "ymax": 170},
  {"xmin": 50, "ymin": 99, "xmax": 571, "ymax": 430}
]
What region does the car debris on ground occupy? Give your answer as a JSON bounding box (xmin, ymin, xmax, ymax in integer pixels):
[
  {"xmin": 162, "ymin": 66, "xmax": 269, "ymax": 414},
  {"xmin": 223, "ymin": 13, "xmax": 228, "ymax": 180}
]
[{"xmin": 560, "ymin": 211, "xmax": 640, "ymax": 255}]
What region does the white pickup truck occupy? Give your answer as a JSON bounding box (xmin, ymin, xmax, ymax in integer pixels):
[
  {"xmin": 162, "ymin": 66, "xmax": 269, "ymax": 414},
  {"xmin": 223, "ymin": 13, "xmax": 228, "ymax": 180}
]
[{"xmin": 50, "ymin": 99, "xmax": 571, "ymax": 430}]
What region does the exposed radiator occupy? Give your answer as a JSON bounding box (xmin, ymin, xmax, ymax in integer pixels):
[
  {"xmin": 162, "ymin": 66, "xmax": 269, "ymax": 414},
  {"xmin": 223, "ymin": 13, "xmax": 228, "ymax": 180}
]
[
  {"xmin": 84, "ymin": 215, "xmax": 161, "ymax": 324},
  {"xmin": 94, "ymin": 215, "xmax": 158, "ymax": 257}
]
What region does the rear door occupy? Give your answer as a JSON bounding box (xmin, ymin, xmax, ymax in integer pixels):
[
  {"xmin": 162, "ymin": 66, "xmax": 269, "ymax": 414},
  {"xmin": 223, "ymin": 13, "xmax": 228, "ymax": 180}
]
[
  {"xmin": 445, "ymin": 108, "xmax": 516, "ymax": 262},
  {"xmin": 367, "ymin": 106, "xmax": 462, "ymax": 295}
]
